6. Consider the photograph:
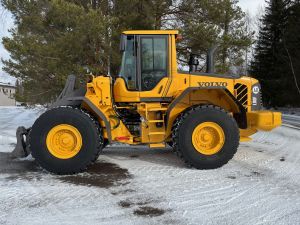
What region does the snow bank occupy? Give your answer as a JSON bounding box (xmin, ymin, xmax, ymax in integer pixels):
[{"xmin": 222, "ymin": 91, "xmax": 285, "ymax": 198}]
[{"xmin": 0, "ymin": 106, "xmax": 44, "ymax": 152}]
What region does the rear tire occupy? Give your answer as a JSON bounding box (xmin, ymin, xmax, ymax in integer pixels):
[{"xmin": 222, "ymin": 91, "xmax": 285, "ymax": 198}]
[
  {"xmin": 172, "ymin": 105, "xmax": 239, "ymax": 169},
  {"xmin": 30, "ymin": 107, "xmax": 104, "ymax": 174}
]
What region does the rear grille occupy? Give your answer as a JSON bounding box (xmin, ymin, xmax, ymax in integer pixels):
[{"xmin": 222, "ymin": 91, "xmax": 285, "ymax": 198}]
[{"xmin": 234, "ymin": 83, "xmax": 248, "ymax": 110}]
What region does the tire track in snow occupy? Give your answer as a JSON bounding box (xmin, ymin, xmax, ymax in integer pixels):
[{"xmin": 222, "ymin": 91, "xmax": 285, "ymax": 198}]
[{"xmin": 106, "ymin": 126, "xmax": 300, "ymax": 225}]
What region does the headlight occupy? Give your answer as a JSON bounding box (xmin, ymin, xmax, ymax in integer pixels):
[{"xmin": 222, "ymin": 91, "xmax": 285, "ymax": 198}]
[{"xmin": 251, "ymin": 83, "xmax": 262, "ymax": 111}]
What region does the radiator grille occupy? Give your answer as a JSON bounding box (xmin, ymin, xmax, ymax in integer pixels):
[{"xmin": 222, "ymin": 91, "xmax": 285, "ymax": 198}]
[{"xmin": 234, "ymin": 83, "xmax": 248, "ymax": 110}]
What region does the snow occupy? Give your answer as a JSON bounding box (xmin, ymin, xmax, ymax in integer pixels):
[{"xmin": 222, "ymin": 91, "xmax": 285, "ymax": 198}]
[
  {"xmin": 280, "ymin": 107, "xmax": 300, "ymax": 117},
  {"xmin": 0, "ymin": 107, "xmax": 44, "ymax": 152},
  {"xmin": 0, "ymin": 106, "xmax": 300, "ymax": 225}
]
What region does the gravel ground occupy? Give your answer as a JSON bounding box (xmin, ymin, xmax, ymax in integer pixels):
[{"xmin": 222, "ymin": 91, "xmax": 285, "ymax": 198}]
[{"xmin": 0, "ymin": 107, "xmax": 300, "ymax": 225}]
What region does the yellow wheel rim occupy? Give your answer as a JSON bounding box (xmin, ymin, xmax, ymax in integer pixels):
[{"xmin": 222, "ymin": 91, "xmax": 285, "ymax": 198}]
[
  {"xmin": 46, "ymin": 124, "xmax": 82, "ymax": 159},
  {"xmin": 192, "ymin": 122, "xmax": 225, "ymax": 155}
]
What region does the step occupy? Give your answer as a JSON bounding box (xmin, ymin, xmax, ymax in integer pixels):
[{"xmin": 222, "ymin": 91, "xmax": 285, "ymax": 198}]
[
  {"xmin": 149, "ymin": 143, "xmax": 166, "ymax": 148},
  {"xmin": 147, "ymin": 107, "xmax": 168, "ymax": 111},
  {"xmin": 149, "ymin": 132, "xmax": 165, "ymax": 135},
  {"xmin": 148, "ymin": 120, "xmax": 164, "ymax": 123},
  {"xmin": 240, "ymin": 136, "xmax": 252, "ymax": 142}
]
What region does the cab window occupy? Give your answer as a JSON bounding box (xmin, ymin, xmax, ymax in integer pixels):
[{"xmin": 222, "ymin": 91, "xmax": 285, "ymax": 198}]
[{"xmin": 140, "ymin": 36, "xmax": 168, "ymax": 91}]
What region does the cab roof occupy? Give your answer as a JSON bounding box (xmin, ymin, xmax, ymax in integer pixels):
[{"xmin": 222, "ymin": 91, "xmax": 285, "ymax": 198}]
[{"xmin": 122, "ymin": 30, "xmax": 179, "ymax": 35}]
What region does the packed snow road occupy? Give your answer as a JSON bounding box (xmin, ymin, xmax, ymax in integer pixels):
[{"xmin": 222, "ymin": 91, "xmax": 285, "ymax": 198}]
[
  {"xmin": 282, "ymin": 114, "xmax": 300, "ymax": 129},
  {"xmin": 0, "ymin": 107, "xmax": 300, "ymax": 225}
]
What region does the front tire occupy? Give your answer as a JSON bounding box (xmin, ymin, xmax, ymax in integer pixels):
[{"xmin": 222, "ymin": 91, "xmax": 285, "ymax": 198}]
[
  {"xmin": 30, "ymin": 107, "xmax": 104, "ymax": 174},
  {"xmin": 172, "ymin": 105, "xmax": 239, "ymax": 169}
]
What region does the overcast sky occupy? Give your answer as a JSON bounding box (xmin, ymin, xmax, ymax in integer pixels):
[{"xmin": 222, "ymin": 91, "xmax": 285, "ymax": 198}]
[
  {"xmin": 238, "ymin": 0, "xmax": 267, "ymax": 15},
  {"xmin": 0, "ymin": 0, "xmax": 267, "ymax": 83}
]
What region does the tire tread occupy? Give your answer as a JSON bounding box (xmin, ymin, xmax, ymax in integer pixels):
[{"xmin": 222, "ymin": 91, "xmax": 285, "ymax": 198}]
[
  {"xmin": 171, "ymin": 104, "xmax": 240, "ymax": 169},
  {"xmin": 29, "ymin": 106, "xmax": 104, "ymax": 174}
]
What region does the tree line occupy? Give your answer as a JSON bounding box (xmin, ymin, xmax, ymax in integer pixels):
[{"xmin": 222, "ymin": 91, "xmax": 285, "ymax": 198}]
[
  {"xmin": 251, "ymin": 0, "xmax": 300, "ymax": 107},
  {"xmin": 0, "ymin": 0, "xmax": 257, "ymax": 104},
  {"xmin": 1, "ymin": 0, "xmax": 253, "ymax": 103}
]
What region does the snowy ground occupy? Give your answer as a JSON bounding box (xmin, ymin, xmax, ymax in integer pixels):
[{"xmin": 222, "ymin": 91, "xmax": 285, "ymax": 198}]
[
  {"xmin": 279, "ymin": 107, "xmax": 300, "ymax": 117},
  {"xmin": 1, "ymin": 107, "xmax": 300, "ymax": 225}
]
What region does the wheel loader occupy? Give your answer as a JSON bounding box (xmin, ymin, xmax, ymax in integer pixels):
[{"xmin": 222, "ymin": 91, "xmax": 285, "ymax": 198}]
[{"xmin": 13, "ymin": 30, "xmax": 282, "ymax": 174}]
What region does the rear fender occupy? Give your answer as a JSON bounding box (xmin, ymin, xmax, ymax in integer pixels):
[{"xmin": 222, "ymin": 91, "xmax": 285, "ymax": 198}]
[{"xmin": 166, "ymin": 87, "xmax": 247, "ymax": 134}]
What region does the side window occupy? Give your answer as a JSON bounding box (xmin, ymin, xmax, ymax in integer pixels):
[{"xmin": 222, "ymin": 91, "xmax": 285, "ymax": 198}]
[
  {"xmin": 141, "ymin": 36, "xmax": 167, "ymax": 91},
  {"xmin": 119, "ymin": 35, "xmax": 137, "ymax": 90}
]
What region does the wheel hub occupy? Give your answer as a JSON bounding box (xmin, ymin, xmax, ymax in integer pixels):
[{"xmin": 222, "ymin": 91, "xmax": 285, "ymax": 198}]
[
  {"xmin": 46, "ymin": 124, "xmax": 82, "ymax": 159},
  {"xmin": 192, "ymin": 122, "xmax": 225, "ymax": 155}
]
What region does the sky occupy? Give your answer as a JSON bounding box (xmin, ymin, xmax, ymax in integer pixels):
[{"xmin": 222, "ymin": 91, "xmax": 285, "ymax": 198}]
[
  {"xmin": 0, "ymin": 5, "xmax": 14, "ymax": 83},
  {"xmin": 238, "ymin": 0, "xmax": 267, "ymax": 16},
  {"xmin": 0, "ymin": 0, "xmax": 267, "ymax": 83}
]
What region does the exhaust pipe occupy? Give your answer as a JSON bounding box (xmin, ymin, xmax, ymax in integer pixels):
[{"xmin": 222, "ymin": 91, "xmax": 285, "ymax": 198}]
[{"xmin": 206, "ymin": 46, "xmax": 218, "ymax": 73}]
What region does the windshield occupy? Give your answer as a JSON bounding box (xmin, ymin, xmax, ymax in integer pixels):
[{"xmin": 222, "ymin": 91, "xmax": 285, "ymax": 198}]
[{"xmin": 119, "ymin": 35, "xmax": 137, "ymax": 90}]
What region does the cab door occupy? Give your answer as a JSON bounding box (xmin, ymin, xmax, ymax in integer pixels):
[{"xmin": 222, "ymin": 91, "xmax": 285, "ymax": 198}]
[
  {"xmin": 114, "ymin": 35, "xmax": 140, "ymax": 102},
  {"xmin": 114, "ymin": 34, "xmax": 171, "ymax": 102},
  {"xmin": 138, "ymin": 35, "xmax": 171, "ymax": 101}
]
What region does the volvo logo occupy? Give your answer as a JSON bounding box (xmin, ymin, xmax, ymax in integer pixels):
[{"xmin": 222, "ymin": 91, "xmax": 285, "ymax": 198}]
[{"xmin": 198, "ymin": 82, "xmax": 228, "ymax": 88}]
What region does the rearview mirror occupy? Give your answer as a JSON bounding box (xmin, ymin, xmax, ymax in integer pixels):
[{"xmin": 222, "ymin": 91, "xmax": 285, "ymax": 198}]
[{"xmin": 188, "ymin": 54, "xmax": 199, "ymax": 72}]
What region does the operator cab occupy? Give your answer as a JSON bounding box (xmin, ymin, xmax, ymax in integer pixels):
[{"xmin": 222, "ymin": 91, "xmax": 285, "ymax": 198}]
[
  {"xmin": 119, "ymin": 34, "xmax": 168, "ymax": 91},
  {"xmin": 114, "ymin": 30, "xmax": 179, "ymax": 102}
]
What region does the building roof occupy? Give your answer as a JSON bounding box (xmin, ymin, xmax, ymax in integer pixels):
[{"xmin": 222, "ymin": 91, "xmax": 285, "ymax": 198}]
[{"xmin": 0, "ymin": 82, "xmax": 16, "ymax": 88}]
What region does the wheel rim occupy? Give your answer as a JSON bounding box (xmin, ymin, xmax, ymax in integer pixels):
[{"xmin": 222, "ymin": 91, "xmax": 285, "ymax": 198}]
[
  {"xmin": 192, "ymin": 122, "xmax": 225, "ymax": 155},
  {"xmin": 46, "ymin": 124, "xmax": 82, "ymax": 159}
]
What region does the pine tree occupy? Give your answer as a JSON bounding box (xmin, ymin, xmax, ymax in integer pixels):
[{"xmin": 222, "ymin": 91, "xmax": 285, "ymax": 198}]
[
  {"xmin": 177, "ymin": 0, "xmax": 253, "ymax": 74},
  {"xmin": 250, "ymin": 0, "xmax": 293, "ymax": 107},
  {"xmin": 1, "ymin": 0, "xmax": 253, "ymax": 104},
  {"xmin": 109, "ymin": 0, "xmax": 175, "ymax": 75},
  {"xmin": 1, "ymin": 0, "xmax": 110, "ymax": 103},
  {"xmin": 281, "ymin": 0, "xmax": 300, "ymax": 106}
]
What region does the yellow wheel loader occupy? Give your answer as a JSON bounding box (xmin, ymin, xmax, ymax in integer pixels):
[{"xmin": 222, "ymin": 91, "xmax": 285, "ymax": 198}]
[{"xmin": 13, "ymin": 30, "xmax": 282, "ymax": 174}]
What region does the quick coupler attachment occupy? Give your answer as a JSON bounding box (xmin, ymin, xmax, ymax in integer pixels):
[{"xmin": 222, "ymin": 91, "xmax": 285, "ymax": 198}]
[{"xmin": 11, "ymin": 126, "xmax": 31, "ymax": 158}]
